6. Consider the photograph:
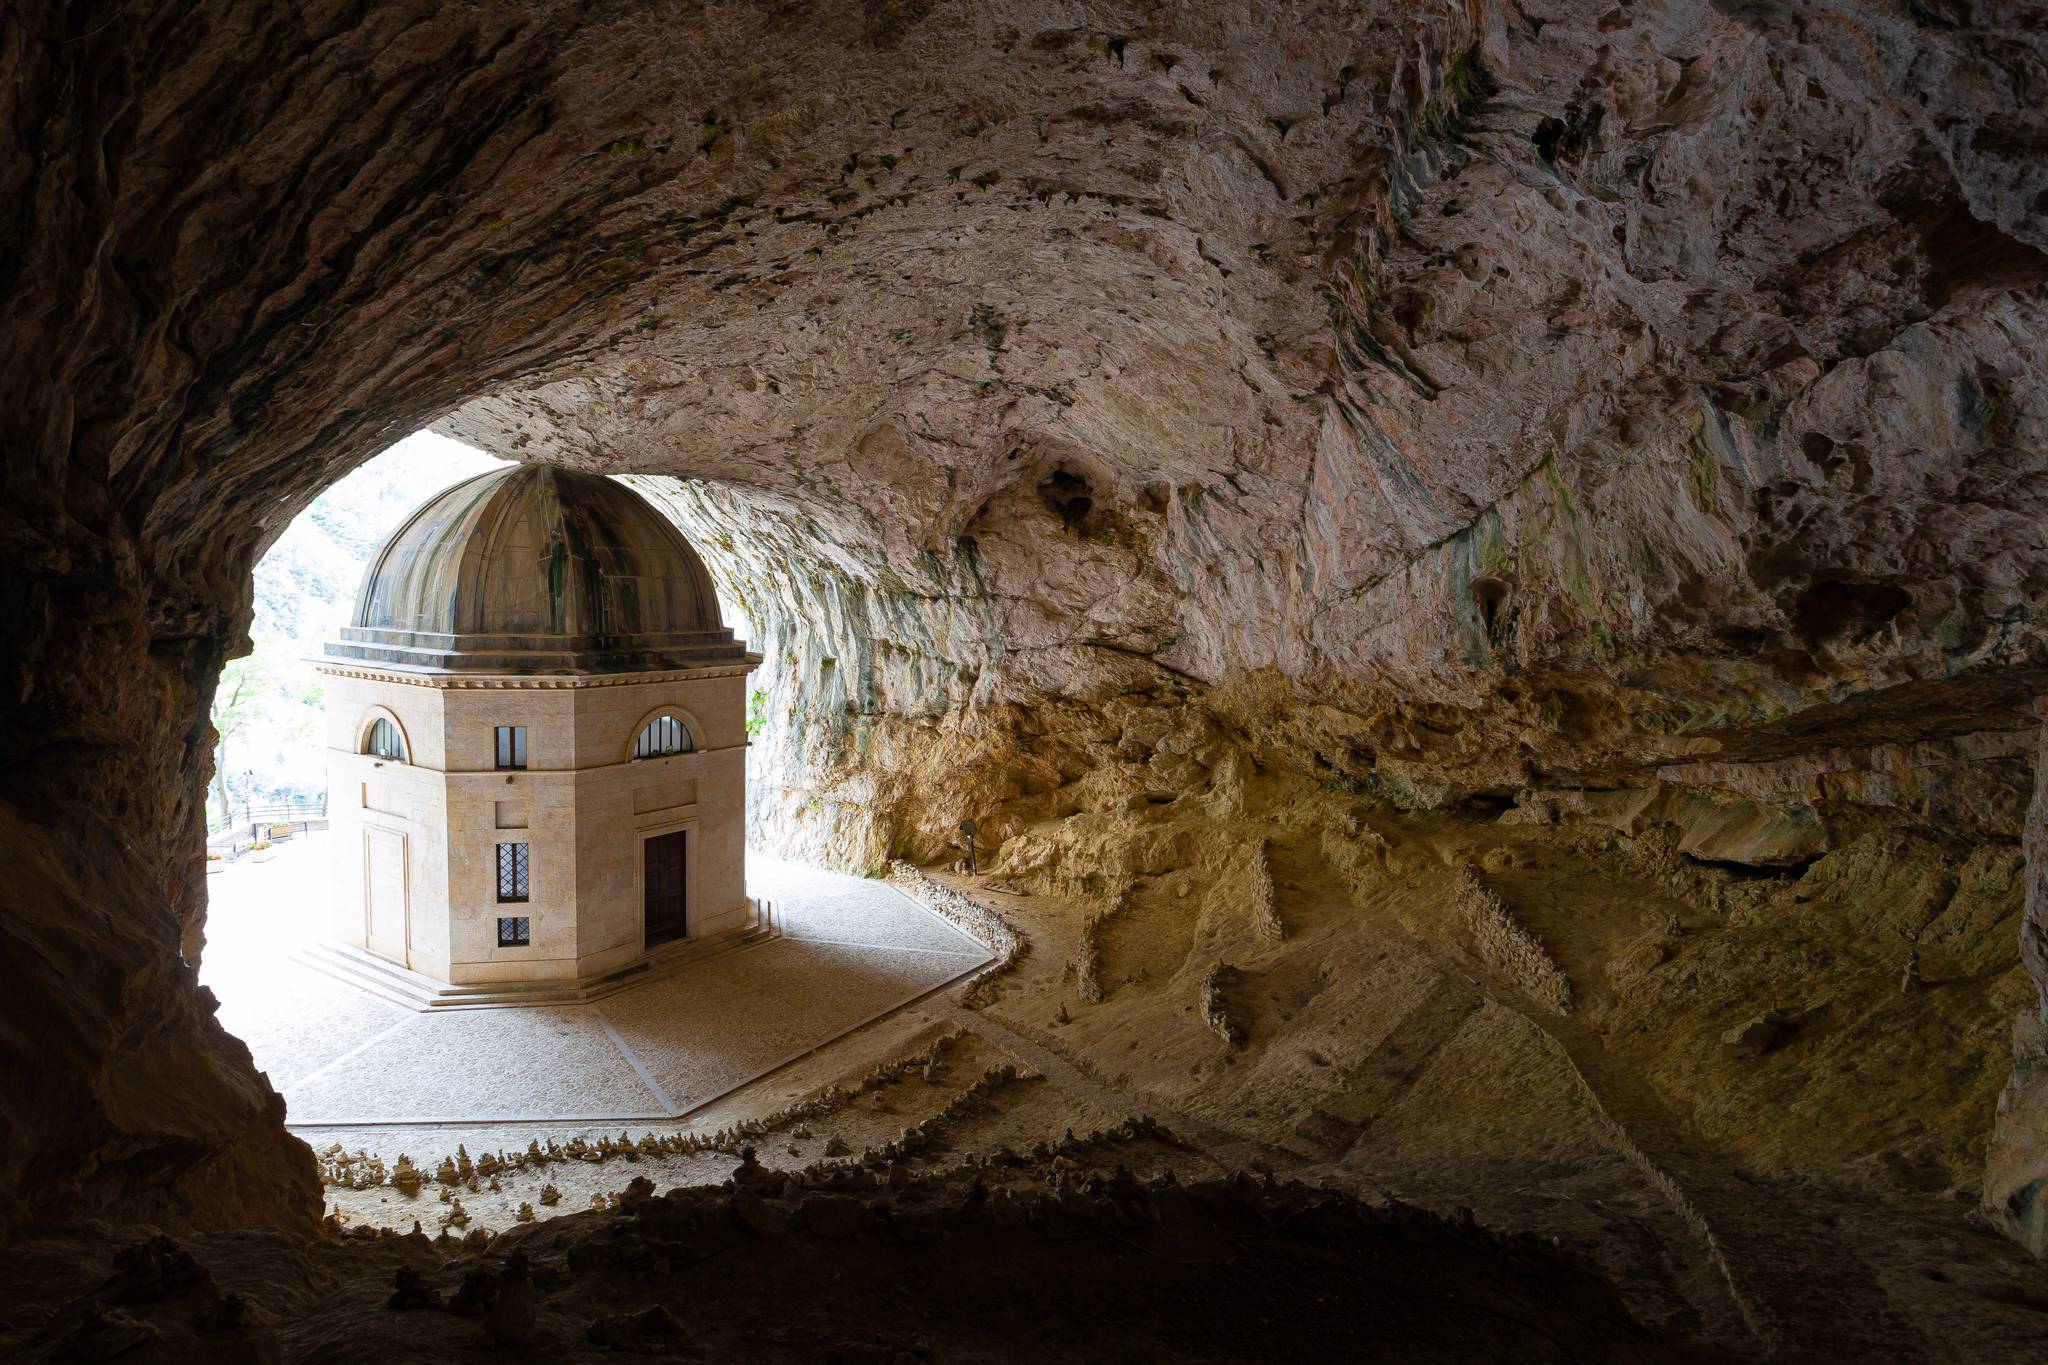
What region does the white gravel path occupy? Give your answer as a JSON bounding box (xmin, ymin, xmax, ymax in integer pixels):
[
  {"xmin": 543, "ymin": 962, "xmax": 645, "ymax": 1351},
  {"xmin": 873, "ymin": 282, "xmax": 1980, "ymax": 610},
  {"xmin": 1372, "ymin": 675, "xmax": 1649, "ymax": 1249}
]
[{"xmin": 200, "ymin": 836, "xmax": 990, "ymax": 1128}]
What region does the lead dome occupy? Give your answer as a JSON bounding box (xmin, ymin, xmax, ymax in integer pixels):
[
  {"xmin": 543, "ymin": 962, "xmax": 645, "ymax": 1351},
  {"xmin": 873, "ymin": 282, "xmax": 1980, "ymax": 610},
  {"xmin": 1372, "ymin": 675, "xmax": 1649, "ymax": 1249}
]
[{"xmin": 326, "ymin": 464, "xmax": 745, "ymax": 674}]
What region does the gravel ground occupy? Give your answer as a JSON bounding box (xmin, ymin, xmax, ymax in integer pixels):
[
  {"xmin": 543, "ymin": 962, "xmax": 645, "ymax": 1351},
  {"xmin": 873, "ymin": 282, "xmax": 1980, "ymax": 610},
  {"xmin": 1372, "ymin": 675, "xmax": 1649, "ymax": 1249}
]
[
  {"xmin": 203, "ymin": 837, "xmax": 415, "ymax": 1091},
  {"xmin": 213, "ymin": 971, "xmax": 414, "ymax": 1093},
  {"xmin": 285, "ymin": 1004, "xmax": 665, "ymax": 1124},
  {"xmin": 200, "ymin": 837, "xmax": 991, "ymax": 1128},
  {"xmin": 764, "ymin": 866, "xmax": 988, "ymax": 955}
]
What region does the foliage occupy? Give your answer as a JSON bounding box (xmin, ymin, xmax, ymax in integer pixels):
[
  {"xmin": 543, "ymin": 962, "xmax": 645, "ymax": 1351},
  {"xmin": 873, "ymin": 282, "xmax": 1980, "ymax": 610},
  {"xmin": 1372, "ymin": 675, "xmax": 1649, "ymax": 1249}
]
[
  {"xmin": 211, "ymin": 654, "xmax": 275, "ymax": 747},
  {"xmin": 746, "ymin": 687, "xmax": 770, "ymax": 739},
  {"xmin": 209, "ymin": 652, "xmax": 276, "ymax": 824},
  {"xmin": 969, "ymin": 302, "xmax": 1006, "ymax": 351}
]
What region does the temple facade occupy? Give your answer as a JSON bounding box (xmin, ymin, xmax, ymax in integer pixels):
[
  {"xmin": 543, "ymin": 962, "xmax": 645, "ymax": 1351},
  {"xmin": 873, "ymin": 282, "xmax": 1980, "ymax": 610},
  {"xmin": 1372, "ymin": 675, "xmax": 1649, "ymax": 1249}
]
[{"xmin": 315, "ymin": 464, "xmax": 760, "ymax": 990}]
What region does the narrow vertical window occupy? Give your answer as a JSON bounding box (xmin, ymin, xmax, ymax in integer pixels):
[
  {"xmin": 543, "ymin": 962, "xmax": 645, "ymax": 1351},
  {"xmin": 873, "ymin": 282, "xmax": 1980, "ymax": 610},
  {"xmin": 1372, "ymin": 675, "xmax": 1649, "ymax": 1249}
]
[
  {"xmin": 495, "ymin": 841, "xmax": 529, "ymax": 902},
  {"xmin": 494, "ymin": 725, "xmax": 528, "ymax": 770}
]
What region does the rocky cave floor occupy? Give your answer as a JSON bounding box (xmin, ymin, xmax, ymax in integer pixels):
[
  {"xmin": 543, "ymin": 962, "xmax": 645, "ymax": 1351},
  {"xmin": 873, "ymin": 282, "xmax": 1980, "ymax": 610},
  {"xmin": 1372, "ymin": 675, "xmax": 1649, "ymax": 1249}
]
[{"xmin": 8, "ymin": 778, "xmax": 2048, "ymax": 1363}]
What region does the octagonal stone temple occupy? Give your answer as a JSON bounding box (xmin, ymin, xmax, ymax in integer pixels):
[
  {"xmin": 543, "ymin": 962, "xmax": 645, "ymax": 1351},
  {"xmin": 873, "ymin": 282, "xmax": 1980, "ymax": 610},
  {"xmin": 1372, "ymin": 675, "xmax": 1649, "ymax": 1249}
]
[{"xmin": 312, "ymin": 464, "xmax": 763, "ymax": 1001}]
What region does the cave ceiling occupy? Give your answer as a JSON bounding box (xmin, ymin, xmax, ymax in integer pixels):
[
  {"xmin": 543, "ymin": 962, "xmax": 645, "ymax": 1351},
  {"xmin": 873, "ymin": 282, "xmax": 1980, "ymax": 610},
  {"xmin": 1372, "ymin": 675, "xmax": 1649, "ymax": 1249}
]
[
  {"xmin": 10, "ymin": 0, "xmax": 2041, "ymax": 762},
  {"xmin": 432, "ymin": 0, "xmax": 2048, "ymax": 759}
]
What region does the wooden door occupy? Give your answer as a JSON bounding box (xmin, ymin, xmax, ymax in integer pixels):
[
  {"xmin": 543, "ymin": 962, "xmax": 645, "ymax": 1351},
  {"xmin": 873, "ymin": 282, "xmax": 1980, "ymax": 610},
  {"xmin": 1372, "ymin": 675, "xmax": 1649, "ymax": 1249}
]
[
  {"xmin": 364, "ymin": 828, "xmax": 408, "ymax": 964},
  {"xmin": 643, "ymin": 830, "xmax": 687, "ymax": 948}
]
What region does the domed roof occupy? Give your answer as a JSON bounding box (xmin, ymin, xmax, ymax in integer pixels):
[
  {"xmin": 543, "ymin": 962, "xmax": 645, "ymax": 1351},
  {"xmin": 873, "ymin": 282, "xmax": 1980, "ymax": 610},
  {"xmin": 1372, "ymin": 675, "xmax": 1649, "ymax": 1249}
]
[{"xmin": 323, "ymin": 465, "xmax": 751, "ymax": 675}]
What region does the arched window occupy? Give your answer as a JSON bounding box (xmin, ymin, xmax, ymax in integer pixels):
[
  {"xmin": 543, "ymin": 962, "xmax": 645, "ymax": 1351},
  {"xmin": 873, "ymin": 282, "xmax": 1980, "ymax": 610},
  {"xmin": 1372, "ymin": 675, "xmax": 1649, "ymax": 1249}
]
[
  {"xmin": 364, "ymin": 716, "xmax": 407, "ymax": 761},
  {"xmin": 633, "ymin": 714, "xmax": 692, "ymax": 759}
]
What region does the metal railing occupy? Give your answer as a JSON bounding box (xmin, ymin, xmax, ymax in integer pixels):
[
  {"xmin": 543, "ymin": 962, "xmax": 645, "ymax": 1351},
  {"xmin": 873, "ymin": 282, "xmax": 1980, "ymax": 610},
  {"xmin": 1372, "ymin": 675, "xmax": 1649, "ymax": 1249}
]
[{"xmin": 206, "ymin": 797, "xmax": 328, "ymax": 859}]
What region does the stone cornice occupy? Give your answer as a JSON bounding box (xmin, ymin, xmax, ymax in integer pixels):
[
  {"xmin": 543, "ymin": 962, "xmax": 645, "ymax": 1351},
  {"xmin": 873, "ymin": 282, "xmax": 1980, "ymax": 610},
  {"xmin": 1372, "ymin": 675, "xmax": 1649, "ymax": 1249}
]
[{"xmin": 310, "ymin": 657, "xmax": 762, "ymax": 689}]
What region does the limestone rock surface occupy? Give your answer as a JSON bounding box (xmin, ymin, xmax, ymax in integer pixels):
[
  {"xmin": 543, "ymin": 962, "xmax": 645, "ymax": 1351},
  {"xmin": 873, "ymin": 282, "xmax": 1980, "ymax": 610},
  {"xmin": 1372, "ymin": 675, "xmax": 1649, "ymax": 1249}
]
[{"xmin": 0, "ymin": 0, "xmax": 2045, "ymax": 1242}]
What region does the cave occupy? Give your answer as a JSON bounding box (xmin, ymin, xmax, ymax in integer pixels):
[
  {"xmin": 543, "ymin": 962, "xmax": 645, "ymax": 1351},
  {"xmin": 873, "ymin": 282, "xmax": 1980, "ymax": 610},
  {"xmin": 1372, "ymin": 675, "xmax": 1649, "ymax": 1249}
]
[{"xmin": 4, "ymin": 3, "xmax": 2048, "ymax": 1361}]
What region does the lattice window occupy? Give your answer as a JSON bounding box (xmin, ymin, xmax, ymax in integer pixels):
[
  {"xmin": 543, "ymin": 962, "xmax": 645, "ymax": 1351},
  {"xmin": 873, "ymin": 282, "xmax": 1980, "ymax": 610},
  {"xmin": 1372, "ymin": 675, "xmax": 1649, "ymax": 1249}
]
[
  {"xmin": 494, "ymin": 725, "xmax": 528, "ymax": 770},
  {"xmin": 495, "ymin": 842, "xmax": 529, "ymax": 902},
  {"xmin": 632, "ymin": 714, "xmax": 692, "ymax": 759},
  {"xmin": 497, "ymin": 916, "xmax": 530, "ymax": 947},
  {"xmin": 364, "ymin": 717, "xmax": 405, "ymax": 761}
]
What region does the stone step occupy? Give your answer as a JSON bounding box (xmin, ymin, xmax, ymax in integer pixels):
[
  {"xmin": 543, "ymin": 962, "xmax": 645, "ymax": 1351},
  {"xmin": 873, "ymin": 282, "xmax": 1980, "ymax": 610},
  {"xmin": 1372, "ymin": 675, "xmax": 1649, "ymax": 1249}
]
[
  {"xmin": 293, "ymin": 943, "xmax": 454, "ymax": 1011},
  {"xmin": 292, "ymin": 899, "xmax": 780, "ymax": 1010}
]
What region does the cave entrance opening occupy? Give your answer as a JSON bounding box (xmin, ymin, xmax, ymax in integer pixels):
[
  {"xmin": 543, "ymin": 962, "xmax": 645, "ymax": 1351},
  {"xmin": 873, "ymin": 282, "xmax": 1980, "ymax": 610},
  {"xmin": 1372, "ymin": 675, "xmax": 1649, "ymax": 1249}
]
[
  {"xmin": 194, "ymin": 431, "xmax": 510, "ymax": 1083},
  {"xmin": 192, "ymin": 428, "xmax": 789, "ymax": 1136}
]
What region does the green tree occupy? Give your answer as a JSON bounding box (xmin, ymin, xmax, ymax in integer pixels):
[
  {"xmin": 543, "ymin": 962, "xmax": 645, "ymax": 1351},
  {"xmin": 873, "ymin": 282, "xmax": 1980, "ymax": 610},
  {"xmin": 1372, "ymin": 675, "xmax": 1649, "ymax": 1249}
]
[{"xmin": 209, "ymin": 654, "xmax": 274, "ymax": 827}]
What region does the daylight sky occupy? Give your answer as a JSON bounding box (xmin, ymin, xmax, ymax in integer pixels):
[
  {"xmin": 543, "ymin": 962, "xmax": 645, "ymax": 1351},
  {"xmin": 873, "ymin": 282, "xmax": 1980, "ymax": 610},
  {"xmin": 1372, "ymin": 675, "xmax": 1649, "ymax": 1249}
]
[{"xmin": 226, "ymin": 432, "xmax": 505, "ymax": 806}]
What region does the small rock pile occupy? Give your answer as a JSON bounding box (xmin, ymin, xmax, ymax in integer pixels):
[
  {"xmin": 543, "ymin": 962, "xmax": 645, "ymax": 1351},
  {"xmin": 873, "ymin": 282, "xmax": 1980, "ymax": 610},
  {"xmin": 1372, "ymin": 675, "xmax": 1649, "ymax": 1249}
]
[{"xmin": 891, "ymin": 862, "xmax": 1026, "ymax": 1007}]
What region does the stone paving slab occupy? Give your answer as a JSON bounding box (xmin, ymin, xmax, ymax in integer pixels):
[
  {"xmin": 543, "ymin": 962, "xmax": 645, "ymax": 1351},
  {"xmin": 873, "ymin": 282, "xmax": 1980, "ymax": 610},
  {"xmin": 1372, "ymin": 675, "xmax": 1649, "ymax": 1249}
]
[
  {"xmin": 214, "ymin": 963, "xmax": 412, "ymax": 1092},
  {"xmin": 775, "ymin": 888, "xmax": 988, "ymax": 955},
  {"xmin": 285, "ymin": 1004, "xmax": 665, "ymax": 1124},
  {"xmin": 752, "ymin": 854, "xmax": 984, "ymax": 955},
  {"xmin": 598, "ymin": 938, "xmax": 984, "ymax": 1111},
  {"xmin": 204, "ymin": 838, "xmax": 992, "ymax": 1128}
]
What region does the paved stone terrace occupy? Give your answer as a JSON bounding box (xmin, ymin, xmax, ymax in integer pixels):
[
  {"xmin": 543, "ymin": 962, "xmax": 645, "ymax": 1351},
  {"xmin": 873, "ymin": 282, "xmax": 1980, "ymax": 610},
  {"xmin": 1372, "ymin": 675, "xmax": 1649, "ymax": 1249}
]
[{"xmin": 200, "ymin": 835, "xmax": 990, "ymax": 1128}]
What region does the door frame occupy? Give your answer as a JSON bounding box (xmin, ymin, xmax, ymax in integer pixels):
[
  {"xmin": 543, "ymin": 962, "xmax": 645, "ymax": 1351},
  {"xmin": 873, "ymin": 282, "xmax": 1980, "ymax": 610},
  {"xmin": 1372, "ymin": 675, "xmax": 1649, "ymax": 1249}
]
[
  {"xmin": 634, "ymin": 816, "xmax": 698, "ymax": 953},
  {"xmin": 361, "ymin": 825, "xmax": 411, "ymax": 967}
]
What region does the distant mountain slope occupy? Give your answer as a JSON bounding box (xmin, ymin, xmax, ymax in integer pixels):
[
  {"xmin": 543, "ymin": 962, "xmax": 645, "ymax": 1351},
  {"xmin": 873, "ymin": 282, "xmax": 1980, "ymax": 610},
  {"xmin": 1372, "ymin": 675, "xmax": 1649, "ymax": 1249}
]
[{"xmin": 215, "ymin": 433, "xmax": 502, "ymax": 815}]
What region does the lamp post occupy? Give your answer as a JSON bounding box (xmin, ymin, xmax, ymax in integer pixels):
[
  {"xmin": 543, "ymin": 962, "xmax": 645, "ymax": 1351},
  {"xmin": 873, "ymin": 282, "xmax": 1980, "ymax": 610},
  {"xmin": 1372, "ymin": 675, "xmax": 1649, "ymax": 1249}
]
[{"xmin": 958, "ymin": 818, "xmax": 979, "ymax": 875}]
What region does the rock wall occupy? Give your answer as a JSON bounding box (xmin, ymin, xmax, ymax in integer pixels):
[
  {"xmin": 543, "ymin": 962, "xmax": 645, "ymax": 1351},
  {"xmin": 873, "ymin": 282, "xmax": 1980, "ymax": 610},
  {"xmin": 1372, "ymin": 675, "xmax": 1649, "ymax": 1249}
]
[
  {"xmin": 0, "ymin": 0, "xmax": 2044, "ymax": 1240},
  {"xmin": 1986, "ymin": 706, "xmax": 2048, "ymax": 1250},
  {"xmin": 1456, "ymin": 863, "xmax": 1573, "ymax": 1015}
]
